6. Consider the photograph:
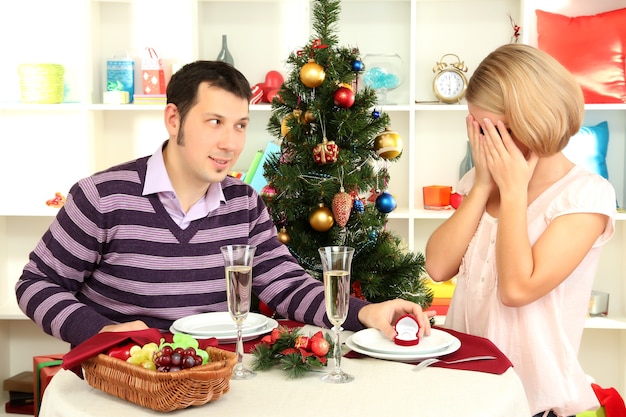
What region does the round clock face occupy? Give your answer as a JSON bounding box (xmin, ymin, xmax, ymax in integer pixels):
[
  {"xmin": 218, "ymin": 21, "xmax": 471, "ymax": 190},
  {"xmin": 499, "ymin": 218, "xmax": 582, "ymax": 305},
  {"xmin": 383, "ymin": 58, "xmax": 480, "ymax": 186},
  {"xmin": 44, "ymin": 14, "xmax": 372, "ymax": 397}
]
[{"xmin": 433, "ymin": 69, "xmax": 467, "ymax": 103}]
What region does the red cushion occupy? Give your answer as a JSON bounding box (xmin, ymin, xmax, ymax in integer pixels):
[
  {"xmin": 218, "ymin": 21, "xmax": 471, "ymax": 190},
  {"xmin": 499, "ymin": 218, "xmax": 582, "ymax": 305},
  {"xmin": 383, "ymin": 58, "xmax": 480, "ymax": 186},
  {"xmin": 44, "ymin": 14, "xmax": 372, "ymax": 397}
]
[{"xmin": 536, "ymin": 8, "xmax": 626, "ymax": 104}]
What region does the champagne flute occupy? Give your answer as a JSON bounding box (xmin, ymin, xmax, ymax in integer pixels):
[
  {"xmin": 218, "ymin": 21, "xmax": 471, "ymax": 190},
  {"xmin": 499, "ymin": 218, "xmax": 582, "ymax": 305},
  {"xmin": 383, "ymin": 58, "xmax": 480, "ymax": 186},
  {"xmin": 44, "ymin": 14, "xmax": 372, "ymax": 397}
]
[
  {"xmin": 221, "ymin": 244, "xmax": 256, "ymax": 380},
  {"xmin": 318, "ymin": 246, "xmax": 355, "ymax": 383}
]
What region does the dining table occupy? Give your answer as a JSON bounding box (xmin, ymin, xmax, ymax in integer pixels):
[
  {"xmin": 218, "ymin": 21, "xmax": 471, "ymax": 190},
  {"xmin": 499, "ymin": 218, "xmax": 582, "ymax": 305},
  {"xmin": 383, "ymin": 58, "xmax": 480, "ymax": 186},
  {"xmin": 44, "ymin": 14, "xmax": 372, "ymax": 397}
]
[{"xmin": 39, "ymin": 322, "xmax": 531, "ymax": 417}]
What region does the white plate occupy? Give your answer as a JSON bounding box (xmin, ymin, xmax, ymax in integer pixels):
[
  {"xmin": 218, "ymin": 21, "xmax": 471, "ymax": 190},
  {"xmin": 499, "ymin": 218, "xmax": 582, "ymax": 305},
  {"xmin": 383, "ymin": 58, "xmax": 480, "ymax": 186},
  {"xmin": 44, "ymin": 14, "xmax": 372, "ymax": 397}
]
[
  {"xmin": 171, "ymin": 312, "xmax": 269, "ymax": 337},
  {"xmin": 351, "ymin": 328, "xmax": 455, "ymax": 355},
  {"xmin": 169, "ymin": 317, "xmax": 279, "ymax": 343},
  {"xmin": 345, "ymin": 331, "xmax": 461, "ymax": 362}
]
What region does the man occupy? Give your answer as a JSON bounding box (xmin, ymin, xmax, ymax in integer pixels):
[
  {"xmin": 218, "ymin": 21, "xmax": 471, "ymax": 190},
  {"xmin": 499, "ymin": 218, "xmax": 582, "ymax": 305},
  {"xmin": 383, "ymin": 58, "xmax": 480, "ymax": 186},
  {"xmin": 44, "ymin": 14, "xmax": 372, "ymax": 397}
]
[{"xmin": 16, "ymin": 61, "xmax": 432, "ymax": 347}]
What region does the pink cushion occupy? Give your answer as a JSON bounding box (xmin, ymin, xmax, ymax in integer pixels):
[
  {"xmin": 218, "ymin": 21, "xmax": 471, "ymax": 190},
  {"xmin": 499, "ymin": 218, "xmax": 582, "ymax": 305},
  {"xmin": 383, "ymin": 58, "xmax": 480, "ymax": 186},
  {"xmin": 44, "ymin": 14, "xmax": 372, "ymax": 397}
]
[{"xmin": 536, "ymin": 8, "xmax": 626, "ymax": 104}]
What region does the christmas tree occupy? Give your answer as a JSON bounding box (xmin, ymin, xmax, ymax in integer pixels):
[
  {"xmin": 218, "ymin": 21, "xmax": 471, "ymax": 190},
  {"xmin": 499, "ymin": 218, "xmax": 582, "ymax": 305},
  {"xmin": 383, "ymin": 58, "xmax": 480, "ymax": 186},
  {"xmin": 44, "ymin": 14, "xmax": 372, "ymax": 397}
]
[{"xmin": 262, "ymin": 0, "xmax": 432, "ymax": 307}]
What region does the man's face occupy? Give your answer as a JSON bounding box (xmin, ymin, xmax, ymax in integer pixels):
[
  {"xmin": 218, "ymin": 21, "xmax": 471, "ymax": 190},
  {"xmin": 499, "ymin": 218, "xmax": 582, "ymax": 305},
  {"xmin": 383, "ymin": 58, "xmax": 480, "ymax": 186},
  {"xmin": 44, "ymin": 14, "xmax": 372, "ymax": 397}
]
[{"xmin": 167, "ymin": 83, "xmax": 249, "ymax": 188}]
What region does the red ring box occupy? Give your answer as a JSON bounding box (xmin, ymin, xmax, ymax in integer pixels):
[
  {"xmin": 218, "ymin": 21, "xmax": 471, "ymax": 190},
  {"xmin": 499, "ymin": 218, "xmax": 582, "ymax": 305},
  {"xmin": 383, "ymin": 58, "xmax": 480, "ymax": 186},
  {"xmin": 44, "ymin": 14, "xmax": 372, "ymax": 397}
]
[{"xmin": 393, "ymin": 314, "xmax": 420, "ymax": 346}]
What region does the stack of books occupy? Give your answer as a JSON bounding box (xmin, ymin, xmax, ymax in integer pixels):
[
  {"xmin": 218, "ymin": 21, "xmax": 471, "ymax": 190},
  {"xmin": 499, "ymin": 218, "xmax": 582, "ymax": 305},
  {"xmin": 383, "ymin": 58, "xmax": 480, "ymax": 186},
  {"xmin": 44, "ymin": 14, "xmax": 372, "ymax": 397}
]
[
  {"xmin": 133, "ymin": 94, "xmax": 166, "ymax": 105},
  {"xmin": 3, "ymin": 371, "xmax": 34, "ymax": 415},
  {"xmin": 424, "ymin": 278, "xmax": 456, "ymax": 316}
]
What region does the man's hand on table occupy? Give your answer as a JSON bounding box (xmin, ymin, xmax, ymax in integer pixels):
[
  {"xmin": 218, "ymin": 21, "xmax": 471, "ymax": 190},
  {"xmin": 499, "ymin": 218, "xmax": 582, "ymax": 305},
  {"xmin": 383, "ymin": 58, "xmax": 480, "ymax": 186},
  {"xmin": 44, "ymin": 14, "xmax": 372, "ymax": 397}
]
[
  {"xmin": 358, "ymin": 299, "xmax": 436, "ymax": 340},
  {"xmin": 99, "ymin": 320, "xmax": 149, "ymax": 333}
]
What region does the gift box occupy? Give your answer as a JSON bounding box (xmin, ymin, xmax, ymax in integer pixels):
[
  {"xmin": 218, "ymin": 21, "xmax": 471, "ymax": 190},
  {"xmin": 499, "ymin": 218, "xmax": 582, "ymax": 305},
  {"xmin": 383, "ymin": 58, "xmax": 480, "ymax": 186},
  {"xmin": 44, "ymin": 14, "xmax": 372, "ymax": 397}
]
[
  {"xmin": 141, "ymin": 47, "xmax": 166, "ymax": 95},
  {"xmin": 33, "ymin": 354, "xmax": 63, "ymax": 417}
]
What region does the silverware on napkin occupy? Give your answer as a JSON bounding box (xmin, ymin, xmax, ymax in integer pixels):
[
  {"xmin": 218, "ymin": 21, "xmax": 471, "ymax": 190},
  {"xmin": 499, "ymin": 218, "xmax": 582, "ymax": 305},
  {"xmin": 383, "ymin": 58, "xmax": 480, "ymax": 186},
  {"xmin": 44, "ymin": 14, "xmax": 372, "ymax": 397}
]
[{"xmin": 412, "ymin": 355, "xmax": 496, "ymax": 372}]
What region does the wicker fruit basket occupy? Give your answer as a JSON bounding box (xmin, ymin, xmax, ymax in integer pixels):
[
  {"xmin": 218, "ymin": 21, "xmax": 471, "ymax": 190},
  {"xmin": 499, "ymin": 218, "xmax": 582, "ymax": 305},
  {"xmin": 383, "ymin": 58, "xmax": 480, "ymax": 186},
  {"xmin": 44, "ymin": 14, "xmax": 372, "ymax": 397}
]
[{"xmin": 82, "ymin": 347, "xmax": 237, "ymax": 412}]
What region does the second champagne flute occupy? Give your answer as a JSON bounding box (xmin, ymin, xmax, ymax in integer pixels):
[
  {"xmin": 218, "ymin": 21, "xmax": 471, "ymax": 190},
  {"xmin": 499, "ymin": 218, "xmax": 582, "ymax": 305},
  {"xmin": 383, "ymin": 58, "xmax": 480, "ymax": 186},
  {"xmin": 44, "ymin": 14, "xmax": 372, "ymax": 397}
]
[
  {"xmin": 221, "ymin": 244, "xmax": 256, "ymax": 380},
  {"xmin": 318, "ymin": 246, "xmax": 355, "ymax": 383}
]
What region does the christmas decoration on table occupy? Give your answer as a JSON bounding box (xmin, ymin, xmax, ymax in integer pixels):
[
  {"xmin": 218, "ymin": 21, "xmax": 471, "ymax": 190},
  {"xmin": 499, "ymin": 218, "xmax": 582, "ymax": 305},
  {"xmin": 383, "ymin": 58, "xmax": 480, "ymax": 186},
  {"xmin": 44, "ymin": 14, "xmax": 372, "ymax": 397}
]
[
  {"xmin": 45, "ymin": 192, "xmax": 66, "ymax": 208},
  {"xmin": 251, "ymin": 326, "xmax": 333, "ymax": 379},
  {"xmin": 262, "ymin": 0, "xmax": 432, "ymax": 306}
]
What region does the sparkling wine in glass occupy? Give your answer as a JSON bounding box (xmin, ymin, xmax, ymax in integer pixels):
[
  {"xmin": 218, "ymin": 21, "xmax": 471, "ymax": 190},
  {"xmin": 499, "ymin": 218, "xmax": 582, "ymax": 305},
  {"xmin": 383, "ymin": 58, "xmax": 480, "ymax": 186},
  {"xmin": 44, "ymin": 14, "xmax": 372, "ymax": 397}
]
[
  {"xmin": 319, "ymin": 246, "xmax": 355, "ymax": 383},
  {"xmin": 221, "ymin": 244, "xmax": 256, "ymax": 380}
]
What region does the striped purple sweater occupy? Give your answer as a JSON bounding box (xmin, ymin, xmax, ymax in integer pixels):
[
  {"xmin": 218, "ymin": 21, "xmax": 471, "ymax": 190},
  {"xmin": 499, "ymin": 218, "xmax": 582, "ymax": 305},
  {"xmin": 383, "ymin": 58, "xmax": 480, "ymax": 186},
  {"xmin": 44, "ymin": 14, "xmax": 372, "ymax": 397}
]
[{"xmin": 16, "ymin": 157, "xmax": 367, "ymax": 346}]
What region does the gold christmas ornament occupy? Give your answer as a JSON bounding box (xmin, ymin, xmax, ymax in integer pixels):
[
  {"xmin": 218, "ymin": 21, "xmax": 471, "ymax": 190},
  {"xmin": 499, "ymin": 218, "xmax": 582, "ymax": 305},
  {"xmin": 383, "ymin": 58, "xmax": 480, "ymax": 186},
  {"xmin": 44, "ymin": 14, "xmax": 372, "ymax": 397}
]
[
  {"xmin": 374, "ymin": 127, "xmax": 403, "ymax": 159},
  {"xmin": 303, "ymin": 109, "xmax": 315, "ymax": 123},
  {"xmin": 281, "ymin": 115, "xmax": 294, "ymax": 140},
  {"xmin": 300, "ymin": 59, "xmax": 326, "ymax": 88},
  {"xmin": 277, "ymin": 227, "xmax": 291, "ymax": 244},
  {"xmin": 309, "ymin": 203, "xmax": 334, "ymax": 232},
  {"xmin": 281, "ymin": 110, "xmax": 303, "ymax": 141}
]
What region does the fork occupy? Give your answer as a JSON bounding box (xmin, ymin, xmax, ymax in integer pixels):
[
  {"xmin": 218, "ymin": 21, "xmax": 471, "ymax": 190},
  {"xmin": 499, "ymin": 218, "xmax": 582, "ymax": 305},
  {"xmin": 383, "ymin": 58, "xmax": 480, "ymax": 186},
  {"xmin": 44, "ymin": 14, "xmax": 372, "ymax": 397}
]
[{"xmin": 412, "ymin": 355, "xmax": 497, "ymax": 372}]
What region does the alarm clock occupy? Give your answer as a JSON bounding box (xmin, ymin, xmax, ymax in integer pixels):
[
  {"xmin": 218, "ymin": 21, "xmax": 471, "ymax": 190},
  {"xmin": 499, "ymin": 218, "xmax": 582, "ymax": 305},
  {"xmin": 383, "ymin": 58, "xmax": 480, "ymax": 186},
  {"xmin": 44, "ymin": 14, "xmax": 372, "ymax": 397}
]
[{"xmin": 432, "ymin": 54, "xmax": 468, "ymax": 104}]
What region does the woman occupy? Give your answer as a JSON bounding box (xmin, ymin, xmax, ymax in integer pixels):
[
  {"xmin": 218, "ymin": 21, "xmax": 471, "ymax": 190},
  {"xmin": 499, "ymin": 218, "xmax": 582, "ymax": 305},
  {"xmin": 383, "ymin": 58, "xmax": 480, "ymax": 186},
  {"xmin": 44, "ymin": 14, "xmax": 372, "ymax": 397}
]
[{"xmin": 425, "ymin": 44, "xmax": 616, "ymax": 416}]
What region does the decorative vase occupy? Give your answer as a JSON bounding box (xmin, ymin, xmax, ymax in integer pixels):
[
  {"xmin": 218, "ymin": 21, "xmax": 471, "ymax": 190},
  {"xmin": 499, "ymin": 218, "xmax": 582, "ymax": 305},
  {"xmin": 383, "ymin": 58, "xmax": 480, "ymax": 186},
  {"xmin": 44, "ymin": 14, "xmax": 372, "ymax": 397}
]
[
  {"xmin": 362, "ymin": 53, "xmax": 405, "ymax": 104},
  {"xmin": 459, "ymin": 140, "xmax": 474, "ymax": 180},
  {"xmin": 216, "ymin": 34, "xmax": 234, "ymax": 66}
]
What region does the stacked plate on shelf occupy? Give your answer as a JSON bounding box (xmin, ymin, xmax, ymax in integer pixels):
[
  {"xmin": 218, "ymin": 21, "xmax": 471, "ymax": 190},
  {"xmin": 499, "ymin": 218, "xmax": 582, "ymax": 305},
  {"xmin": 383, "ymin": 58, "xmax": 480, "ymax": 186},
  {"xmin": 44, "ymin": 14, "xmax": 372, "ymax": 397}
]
[
  {"xmin": 170, "ymin": 312, "xmax": 278, "ymax": 343},
  {"xmin": 345, "ymin": 328, "xmax": 461, "ymax": 361}
]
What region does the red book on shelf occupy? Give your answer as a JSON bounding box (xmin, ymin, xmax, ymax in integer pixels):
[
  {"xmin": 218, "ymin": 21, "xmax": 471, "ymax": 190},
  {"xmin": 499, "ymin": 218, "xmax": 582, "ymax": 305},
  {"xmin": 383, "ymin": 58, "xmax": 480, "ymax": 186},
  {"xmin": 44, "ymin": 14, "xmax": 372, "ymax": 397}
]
[{"xmin": 5, "ymin": 401, "xmax": 34, "ymax": 415}]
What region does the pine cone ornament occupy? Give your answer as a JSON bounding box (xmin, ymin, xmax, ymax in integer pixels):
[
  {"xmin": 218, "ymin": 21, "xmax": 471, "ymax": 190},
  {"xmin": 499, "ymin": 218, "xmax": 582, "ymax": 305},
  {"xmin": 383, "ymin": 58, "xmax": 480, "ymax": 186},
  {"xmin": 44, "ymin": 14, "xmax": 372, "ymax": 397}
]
[{"xmin": 332, "ymin": 187, "xmax": 352, "ymax": 227}]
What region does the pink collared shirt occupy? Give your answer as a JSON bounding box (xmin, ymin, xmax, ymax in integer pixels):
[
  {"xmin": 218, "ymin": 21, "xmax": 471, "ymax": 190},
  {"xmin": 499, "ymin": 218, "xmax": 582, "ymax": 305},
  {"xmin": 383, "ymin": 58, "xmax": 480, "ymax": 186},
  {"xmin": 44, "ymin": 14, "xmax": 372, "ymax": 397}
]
[{"xmin": 142, "ymin": 142, "xmax": 225, "ymax": 229}]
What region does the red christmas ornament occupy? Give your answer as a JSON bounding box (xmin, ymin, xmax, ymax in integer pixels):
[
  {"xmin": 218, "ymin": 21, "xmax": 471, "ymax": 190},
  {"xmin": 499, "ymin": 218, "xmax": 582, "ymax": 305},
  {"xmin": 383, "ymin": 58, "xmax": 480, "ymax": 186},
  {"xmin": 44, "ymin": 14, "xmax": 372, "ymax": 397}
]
[
  {"xmin": 312, "ymin": 138, "xmax": 339, "ymax": 164},
  {"xmin": 333, "ymin": 86, "xmax": 355, "ymax": 108},
  {"xmin": 261, "ymin": 184, "xmax": 277, "ymax": 202},
  {"xmin": 332, "ymin": 187, "xmax": 352, "ymax": 227}
]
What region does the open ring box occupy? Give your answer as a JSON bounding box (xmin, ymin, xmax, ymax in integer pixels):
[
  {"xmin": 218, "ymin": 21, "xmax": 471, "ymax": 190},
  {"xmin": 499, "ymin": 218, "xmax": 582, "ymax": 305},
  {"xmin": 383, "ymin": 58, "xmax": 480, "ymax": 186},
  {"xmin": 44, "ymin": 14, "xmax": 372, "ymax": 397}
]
[{"xmin": 394, "ymin": 314, "xmax": 420, "ymax": 346}]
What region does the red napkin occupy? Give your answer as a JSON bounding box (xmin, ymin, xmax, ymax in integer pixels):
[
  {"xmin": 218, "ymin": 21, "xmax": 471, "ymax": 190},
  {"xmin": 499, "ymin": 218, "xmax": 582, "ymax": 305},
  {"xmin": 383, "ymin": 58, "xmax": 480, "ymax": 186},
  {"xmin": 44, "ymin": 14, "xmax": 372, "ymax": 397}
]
[
  {"xmin": 345, "ymin": 326, "xmax": 513, "ymax": 375},
  {"xmin": 62, "ymin": 328, "xmax": 218, "ymax": 371}
]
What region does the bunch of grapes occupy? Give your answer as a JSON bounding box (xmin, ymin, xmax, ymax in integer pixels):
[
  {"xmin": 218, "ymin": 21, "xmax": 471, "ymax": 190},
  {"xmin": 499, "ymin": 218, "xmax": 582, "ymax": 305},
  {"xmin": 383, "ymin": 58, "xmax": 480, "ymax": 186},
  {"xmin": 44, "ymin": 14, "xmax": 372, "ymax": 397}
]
[
  {"xmin": 153, "ymin": 346, "xmax": 204, "ymax": 373},
  {"xmin": 126, "ymin": 342, "xmax": 159, "ymax": 370}
]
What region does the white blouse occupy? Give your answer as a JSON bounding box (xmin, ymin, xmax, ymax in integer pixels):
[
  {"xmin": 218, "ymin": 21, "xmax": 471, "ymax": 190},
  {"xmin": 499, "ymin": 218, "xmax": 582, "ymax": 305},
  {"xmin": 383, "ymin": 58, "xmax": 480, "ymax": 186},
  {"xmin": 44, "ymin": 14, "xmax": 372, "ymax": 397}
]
[{"xmin": 445, "ymin": 165, "xmax": 616, "ymax": 416}]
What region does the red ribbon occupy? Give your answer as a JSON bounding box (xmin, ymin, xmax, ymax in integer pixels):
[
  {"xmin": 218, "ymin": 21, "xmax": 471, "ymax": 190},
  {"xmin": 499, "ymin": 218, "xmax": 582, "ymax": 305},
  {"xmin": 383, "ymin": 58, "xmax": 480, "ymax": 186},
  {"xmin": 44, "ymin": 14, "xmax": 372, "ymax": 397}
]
[
  {"xmin": 297, "ymin": 38, "xmax": 329, "ymax": 57},
  {"xmin": 311, "ymin": 39, "xmax": 328, "ymax": 50}
]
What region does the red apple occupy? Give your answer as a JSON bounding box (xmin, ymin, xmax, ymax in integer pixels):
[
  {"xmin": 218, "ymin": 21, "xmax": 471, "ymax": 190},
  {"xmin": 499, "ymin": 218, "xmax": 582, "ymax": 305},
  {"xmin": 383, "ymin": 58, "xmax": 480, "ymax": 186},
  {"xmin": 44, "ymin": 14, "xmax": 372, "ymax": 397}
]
[{"xmin": 450, "ymin": 192, "xmax": 463, "ymax": 209}]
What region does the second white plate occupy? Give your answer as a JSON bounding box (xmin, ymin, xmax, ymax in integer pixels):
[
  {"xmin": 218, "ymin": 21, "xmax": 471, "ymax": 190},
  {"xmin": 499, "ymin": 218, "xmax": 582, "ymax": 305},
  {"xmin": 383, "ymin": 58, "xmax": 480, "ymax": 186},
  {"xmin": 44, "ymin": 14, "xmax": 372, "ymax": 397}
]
[
  {"xmin": 345, "ymin": 330, "xmax": 461, "ymax": 361},
  {"xmin": 171, "ymin": 312, "xmax": 268, "ymax": 337},
  {"xmin": 170, "ymin": 316, "xmax": 279, "ymax": 343}
]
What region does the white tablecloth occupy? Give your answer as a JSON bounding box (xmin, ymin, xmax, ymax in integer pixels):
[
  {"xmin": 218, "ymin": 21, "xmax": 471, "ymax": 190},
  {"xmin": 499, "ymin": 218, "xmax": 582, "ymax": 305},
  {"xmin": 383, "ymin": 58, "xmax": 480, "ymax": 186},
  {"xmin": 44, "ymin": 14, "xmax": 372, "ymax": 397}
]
[{"xmin": 39, "ymin": 327, "xmax": 531, "ymax": 417}]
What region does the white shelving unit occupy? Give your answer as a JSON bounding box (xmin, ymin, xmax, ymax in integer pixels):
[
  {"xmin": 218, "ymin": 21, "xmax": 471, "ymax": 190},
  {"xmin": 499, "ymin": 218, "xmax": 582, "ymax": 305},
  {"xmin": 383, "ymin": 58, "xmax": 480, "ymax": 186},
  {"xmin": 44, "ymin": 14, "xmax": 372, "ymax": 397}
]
[{"xmin": 0, "ymin": 0, "xmax": 625, "ymax": 412}]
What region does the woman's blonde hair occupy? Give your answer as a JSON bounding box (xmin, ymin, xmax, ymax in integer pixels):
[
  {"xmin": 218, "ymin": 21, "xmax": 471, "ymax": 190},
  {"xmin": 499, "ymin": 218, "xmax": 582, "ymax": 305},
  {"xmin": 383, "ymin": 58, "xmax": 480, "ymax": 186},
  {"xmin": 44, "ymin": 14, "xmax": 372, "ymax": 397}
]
[{"xmin": 465, "ymin": 43, "xmax": 584, "ymax": 156}]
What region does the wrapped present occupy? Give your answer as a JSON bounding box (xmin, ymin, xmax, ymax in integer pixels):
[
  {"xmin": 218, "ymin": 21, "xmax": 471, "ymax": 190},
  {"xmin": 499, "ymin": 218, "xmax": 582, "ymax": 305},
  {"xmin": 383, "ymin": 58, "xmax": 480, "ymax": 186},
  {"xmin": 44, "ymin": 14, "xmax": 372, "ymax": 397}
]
[
  {"xmin": 141, "ymin": 47, "xmax": 166, "ymax": 95},
  {"xmin": 33, "ymin": 354, "xmax": 64, "ymax": 417}
]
